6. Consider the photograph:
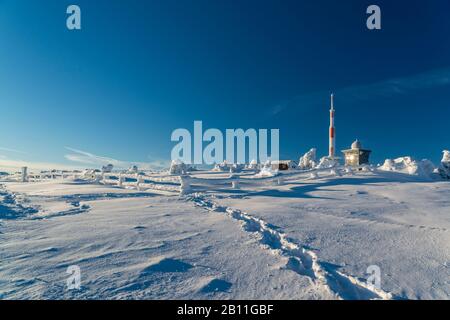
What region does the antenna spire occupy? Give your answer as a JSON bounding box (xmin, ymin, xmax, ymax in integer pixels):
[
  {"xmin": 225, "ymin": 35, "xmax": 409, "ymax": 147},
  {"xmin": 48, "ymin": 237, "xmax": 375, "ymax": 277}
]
[
  {"xmin": 331, "ymin": 92, "xmax": 334, "ymax": 110},
  {"xmin": 329, "ymin": 93, "xmax": 336, "ymax": 158}
]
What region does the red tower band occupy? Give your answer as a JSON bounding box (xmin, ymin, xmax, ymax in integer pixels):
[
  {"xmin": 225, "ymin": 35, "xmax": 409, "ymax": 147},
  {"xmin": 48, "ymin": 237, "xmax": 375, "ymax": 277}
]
[{"xmin": 329, "ymin": 93, "xmax": 335, "ymax": 159}]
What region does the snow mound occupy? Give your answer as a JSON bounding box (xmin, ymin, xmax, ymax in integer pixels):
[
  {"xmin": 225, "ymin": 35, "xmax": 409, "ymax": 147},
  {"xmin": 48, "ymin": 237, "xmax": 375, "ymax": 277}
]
[
  {"xmin": 316, "ymin": 157, "xmax": 340, "ymax": 169},
  {"xmin": 255, "ymin": 165, "xmax": 279, "ymax": 178},
  {"xmin": 379, "ymin": 157, "xmax": 436, "ymax": 178},
  {"xmin": 255, "ymin": 168, "xmax": 278, "ymax": 178},
  {"xmin": 298, "ymin": 148, "xmax": 317, "ymax": 170}
]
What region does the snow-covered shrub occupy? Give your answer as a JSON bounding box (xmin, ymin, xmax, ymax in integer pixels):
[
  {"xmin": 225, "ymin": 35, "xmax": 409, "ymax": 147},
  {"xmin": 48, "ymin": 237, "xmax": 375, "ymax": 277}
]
[
  {"xmin": 179, "ymin": 175, "xmax": 192, "ymax": 195},
  {"xmin": 213, "ymin": 161, "xmax": 230, "ymax": 172},
  {"xmin": 439, "ymin": 150, "xmax": 450, "ymax": 179},
  {"xmin": 230, "ymin": 164, "xmax": 244, "ymax": 173},
  {"xmin": 298, "ymin": 148, "xmax": 317, "ymax": 170},
  {"xmin": 247, "ymin": 159, "xmax": 259, "ymax": 170},
  {"xmin": 170, "ymin": 160, "xmax": 188, "ymax": 175},
  {"xmin": 316, "ymin": 157, "xmax": 339, "ymax": 169},
  {"xmin": 82, "ymin": 169, "xmax": 98, "ymax": 180},
  {"xmin": 127, "ymin": 165, "xmax": 138, "ymax": 174},
  {"xmin": 443, "ymin": 150, "xmax": 450, "ymax": 163},
  {"xmin": 379, "ymin": 157, "xmax": 436, "ymax": 178},
  {"xmin": 102, "ymin": 164, "xmax": 114, "ymax": 173}
]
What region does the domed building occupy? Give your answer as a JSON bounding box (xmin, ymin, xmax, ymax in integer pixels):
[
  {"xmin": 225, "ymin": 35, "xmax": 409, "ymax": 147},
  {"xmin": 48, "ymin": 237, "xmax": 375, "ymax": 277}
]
[{"xmin": 342, "ymin": 140, "xmax": 371, "ymax": 167}]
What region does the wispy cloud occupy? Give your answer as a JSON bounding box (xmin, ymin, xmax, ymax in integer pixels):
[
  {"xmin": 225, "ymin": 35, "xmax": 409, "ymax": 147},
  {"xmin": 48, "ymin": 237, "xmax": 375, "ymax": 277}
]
[
  {"xmin": 0, "ymin": 147, "xmax": 170, "ymax": 173},
  {"xmin": 271, "ymin": 67, "xmax": 450, "ymax": 116},
  {"xmin": 0, "ymin": 158, "xmax": 83, "ymax": 172},
  {"xmin": 0, "ymin": 147, "xmax": 27, "ymax": 154},
  {"xmin": 64, "ymin": 147, "xmax": 169, "ymax": 170}
]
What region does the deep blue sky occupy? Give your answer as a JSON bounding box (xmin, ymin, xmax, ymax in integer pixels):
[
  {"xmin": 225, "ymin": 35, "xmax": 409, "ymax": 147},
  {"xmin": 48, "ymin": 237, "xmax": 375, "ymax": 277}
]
[{"xmin": 0, "ymin": 0, "xmax": 449, "ymax": 169}]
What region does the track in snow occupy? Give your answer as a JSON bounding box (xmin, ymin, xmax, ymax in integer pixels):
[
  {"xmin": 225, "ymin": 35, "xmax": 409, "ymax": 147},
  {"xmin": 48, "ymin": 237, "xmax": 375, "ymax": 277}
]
[{"xmin": 189, "ymin": 194, "xmax": 393, "ymax": 300}]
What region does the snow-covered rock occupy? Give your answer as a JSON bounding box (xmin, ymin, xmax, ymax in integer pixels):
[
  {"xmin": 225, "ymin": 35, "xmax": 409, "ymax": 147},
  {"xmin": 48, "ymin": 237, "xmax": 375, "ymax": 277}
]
[
  {"xmin": 298, "ymin": 148, "xmax": 317, "ymax": 170},
  {"xmin": 379, "ymin": 157, "xmax": 436, "ymax": 178}
]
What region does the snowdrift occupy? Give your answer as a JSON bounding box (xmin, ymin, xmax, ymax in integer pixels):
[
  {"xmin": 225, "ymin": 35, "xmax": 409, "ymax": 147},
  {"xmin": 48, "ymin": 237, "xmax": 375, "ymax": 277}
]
[
  {"xmin": 255, "ymin": 160, "xmax": 279, "ymax": 178},
  {"xmin": 379, "ymin": 157, "xmax": 436, "ymax": 178},
  {"xmin": 255, "ymin": 166, "xmax": 279, "ymax": 178},
  {"xmin": 316, "ymin": 156, "xmax": 340, "ymax": 169}
]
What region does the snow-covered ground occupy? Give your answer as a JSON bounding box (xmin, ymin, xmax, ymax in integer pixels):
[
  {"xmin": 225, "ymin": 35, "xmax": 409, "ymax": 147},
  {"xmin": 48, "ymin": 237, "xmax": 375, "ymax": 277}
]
[{"xmin": 1, "ymin": 168, "xmax": 449, "ymax": 300}]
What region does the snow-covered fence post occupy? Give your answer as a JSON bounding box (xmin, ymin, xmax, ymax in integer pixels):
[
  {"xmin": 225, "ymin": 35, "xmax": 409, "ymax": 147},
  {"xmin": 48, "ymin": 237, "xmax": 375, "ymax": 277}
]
[
  {"xmin": 330, "ymin": 168, "xmax": 342, "ymax": 177},
  {"xmin": 21, "ymin": 167, "xmax": 28, "ymax": 182},
  {"xmin": 277, "ymin": 177, "xmax": 284, "ymax": 186},
  {"xmin": 179, "ymin": 175, "xmax": 192, "ymax": 195},
  {"xmin": 345, "ymin": 167, "xmax": 354, "ymax": 175},
  {"xmin": 309, "ymin": 171, "xmax": 319, "ymax": 179},
  {"xmin": 136, "ymin": 175, "xmax": 142, "ymax": 191}
]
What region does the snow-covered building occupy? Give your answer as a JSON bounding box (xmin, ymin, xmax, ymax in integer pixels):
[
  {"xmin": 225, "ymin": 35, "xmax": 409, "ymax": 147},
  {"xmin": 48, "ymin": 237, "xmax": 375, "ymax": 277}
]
[
  {"xmin": 271, "ymin": 160, "xmax": 297, "ymax": 171},
  {"xmin": 342, "ymin": 140, "xmax": 371, "ymax": 167}
]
